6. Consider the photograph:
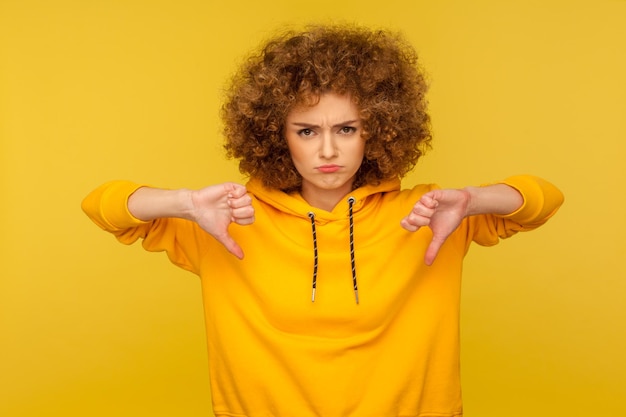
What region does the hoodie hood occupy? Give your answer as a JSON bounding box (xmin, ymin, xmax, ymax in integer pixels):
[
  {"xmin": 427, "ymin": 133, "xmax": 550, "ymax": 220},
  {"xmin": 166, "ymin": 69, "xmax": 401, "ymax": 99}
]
[{"xmin": 246, "ymin": 177, "xmax": 402, "ymax": 304}]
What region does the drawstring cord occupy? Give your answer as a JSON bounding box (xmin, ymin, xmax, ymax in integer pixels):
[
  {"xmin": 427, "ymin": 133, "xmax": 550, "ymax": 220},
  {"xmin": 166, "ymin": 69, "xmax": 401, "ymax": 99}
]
[
  {"xmin": 307, "ymin": 197, "xmax": 359, "ymax": 304},
  {"xmin": 307, "ymin": 212, "xmax": 318, "ymax": 302},
  {"xmin": 348, "ymin": 197, "xmax": 359, "ymax": 304}
]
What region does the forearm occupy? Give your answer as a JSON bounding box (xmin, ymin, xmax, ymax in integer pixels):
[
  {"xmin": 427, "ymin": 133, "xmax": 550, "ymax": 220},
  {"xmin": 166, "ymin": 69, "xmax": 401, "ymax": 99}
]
[
  {"xmin": 128, "ymin": 186, "xmax": 195, "ymax": 221},
  {"xmin": 464, "ymin": 184, "xmax": 524, "ymax": 216}
]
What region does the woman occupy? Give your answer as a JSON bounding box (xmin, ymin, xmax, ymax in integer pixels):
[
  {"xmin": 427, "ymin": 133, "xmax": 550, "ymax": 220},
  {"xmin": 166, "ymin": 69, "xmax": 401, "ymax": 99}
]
[{"xmin": 82, "ymin": 25, "xmax": 563, "ymax": 417}]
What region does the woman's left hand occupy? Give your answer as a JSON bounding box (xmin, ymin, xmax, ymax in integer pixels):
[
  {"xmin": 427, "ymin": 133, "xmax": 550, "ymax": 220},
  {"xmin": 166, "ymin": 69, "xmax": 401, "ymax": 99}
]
[{"xmin": 401, "ymin": 189, "xmax": 470, "ymax": 266}]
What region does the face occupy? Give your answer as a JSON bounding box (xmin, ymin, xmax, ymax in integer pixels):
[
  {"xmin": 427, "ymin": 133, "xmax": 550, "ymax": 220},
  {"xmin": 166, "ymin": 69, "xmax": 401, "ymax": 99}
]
[{"xmin": 284, "ymin": 93, "xmax": 365, "ymax": 210}]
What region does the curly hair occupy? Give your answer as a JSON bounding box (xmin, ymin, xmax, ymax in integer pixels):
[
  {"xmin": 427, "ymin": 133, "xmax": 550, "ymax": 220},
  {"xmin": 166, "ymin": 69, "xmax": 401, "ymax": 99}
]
[{"xmin": 222, "ymin": 24, "xmax": 431, "ymax": 192}]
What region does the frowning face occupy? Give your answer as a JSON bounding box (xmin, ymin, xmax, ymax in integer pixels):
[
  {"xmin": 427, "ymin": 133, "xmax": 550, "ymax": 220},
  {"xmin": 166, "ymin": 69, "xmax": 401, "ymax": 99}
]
[{"xmin": 284, "ymin": 93, "xmax": 364, "ymax": 211}]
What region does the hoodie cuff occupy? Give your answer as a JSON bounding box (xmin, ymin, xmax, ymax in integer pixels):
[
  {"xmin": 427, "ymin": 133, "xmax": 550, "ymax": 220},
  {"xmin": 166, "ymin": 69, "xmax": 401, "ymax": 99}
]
[
  {"xmin": 498, "ymin": 175, "xmax": 557, "ymax": 223},
  {"xmin": 84, "ymin": 180, "xmax": 149, "ymax": 229}
]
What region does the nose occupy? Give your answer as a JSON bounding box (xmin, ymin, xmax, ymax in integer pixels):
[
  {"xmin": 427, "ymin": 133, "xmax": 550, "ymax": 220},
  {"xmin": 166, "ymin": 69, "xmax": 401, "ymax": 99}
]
[{"xmin": 319, "ymin": 133, "xmax": 338, "ymax": 159}]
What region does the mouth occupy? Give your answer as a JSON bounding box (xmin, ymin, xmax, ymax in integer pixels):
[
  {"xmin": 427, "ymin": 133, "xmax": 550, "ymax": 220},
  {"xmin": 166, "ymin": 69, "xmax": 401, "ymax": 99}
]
[{"xmin": 317, "ymin": 164, "xmax": 341, "ymax": 173}]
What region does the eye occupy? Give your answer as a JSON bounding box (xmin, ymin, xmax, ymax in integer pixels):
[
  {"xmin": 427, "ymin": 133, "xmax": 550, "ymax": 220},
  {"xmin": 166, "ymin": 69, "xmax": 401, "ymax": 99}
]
[
  {"xmin": 339, "ymin": 126, "xmax": 357, "ymax": 134},
  {"xmin": 298, "ymin": 128, "xmax": 314, "ymax": 137}
]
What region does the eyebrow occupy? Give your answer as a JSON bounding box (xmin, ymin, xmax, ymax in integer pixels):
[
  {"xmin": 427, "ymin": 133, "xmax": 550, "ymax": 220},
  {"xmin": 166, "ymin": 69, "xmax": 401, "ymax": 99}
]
[{"xmin": 290, "ymin": 120, "xmax": 361, "ymax": 129}]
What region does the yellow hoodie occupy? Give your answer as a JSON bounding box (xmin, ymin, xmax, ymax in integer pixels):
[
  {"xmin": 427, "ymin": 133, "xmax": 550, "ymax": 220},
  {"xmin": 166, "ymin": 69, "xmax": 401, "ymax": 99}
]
[{"xmin": 82, "ymin": 175, "xmax": 563, "ymax": 417}]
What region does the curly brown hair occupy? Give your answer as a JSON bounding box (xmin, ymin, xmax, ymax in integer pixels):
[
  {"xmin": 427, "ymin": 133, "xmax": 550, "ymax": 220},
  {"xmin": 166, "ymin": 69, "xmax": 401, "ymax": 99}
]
[{"xmin": 222, "ymin": 24, "xmax": 431, "ymax": 192}]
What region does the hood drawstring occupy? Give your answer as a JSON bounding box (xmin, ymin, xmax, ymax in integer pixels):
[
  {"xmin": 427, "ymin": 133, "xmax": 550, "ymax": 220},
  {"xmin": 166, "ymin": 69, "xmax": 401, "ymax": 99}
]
[
  {"xmin": 307, "ymin": 197, "xmax": 359, "ymax": 304},
  {"xmin": 347, "ymin": 197, "xmax": 359, "ymax": 304},
  {"xmin": 307, "ymin": 212, "xmax": 319, "ymax": 302}
]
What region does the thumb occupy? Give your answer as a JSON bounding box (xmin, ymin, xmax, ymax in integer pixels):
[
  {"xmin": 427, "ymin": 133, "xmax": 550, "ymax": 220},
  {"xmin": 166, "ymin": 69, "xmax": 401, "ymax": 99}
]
[
  {"xmin": 215, "ymin": 231, "xmax": 245, "ymax": 260},
  {"xmin": 424, "ymin": 235, "xmax": 446, "ymax": 266}
]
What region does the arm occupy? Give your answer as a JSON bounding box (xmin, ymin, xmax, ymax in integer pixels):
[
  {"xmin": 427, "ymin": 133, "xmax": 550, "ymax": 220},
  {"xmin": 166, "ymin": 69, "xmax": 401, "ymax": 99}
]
[
  {"xmin": 401, "ymin": 184, "xmax": 522, "ymax": 265},
  {"xmin": 401, "ymin": 177, "xmax": 563, "ymax": 265},
  {"xmin": 128, "ymin": 183, "xmax": 255, "ymax": 259},
  {"xmin": 464, "ymin": 183, "xmax": 524, "ymax": 216},
  {"xmin": 127, "ymin": 187, "xmax": 196, "ymax": 222},
  {"xmin": 83, "ymin": 181, "xmax": 255, "ymax": 259}
]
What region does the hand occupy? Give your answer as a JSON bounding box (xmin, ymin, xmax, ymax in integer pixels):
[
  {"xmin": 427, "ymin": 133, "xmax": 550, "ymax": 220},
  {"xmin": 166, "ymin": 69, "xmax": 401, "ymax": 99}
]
[
  {"xmin": 189, "ymin": 182, "xmax": 255, "ymax": 259},
  {"xmin": 400, "ymin": 188, "xmax": 470, "ymax": 266}
]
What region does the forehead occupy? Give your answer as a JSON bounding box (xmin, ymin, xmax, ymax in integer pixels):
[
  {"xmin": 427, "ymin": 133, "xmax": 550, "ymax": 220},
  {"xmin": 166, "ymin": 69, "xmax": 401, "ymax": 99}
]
[{"xmin": 287, "ymin": 92, "xmax": 359, "ymax": 119}]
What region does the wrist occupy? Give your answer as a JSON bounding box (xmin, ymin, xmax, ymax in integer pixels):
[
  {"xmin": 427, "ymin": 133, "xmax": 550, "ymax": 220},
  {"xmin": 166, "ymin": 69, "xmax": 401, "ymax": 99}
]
[
  {"xmin": 461, "ymin": 186, "xmax": 478, "ymax": 217},
  {"xmin": 179, "ymin": 188, "xmax": 196, "ymax": 221}
]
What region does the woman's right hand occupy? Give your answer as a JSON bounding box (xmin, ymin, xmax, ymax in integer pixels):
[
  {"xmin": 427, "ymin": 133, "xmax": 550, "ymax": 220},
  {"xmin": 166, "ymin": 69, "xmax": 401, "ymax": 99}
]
[{"xmin": 189, "ymin": 183, "xmax": 255, "ymax": 260}]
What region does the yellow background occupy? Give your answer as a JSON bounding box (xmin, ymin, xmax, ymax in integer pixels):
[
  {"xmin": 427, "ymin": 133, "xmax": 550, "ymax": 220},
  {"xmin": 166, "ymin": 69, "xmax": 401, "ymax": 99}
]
[{"xmin": 1, "ymin": 0, "xmax": 625, "ymax": 416}]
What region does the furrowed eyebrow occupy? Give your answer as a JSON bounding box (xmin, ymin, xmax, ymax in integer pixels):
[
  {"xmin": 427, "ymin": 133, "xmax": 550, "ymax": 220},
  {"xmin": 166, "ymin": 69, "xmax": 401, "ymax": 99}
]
[{"xmin": 290, "ymin": 120, "xmax": 360, "ymax": 129}]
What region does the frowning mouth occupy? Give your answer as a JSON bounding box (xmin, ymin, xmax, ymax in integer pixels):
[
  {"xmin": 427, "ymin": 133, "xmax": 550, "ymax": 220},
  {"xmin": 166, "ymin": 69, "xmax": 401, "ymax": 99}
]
[{"xmin": 317, "ymin": 165, "xmax": 341, "ymax": 173}]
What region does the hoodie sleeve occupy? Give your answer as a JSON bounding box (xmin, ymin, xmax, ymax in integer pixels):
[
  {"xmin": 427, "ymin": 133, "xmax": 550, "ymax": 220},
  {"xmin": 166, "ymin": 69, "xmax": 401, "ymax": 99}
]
[
  {"xmin": 81, "ymin": 180, "xmax": 205, "ymax": 274},
  {"xmin": 463, "ymin": 175, "xmax": 564, "ymax": 247}
]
